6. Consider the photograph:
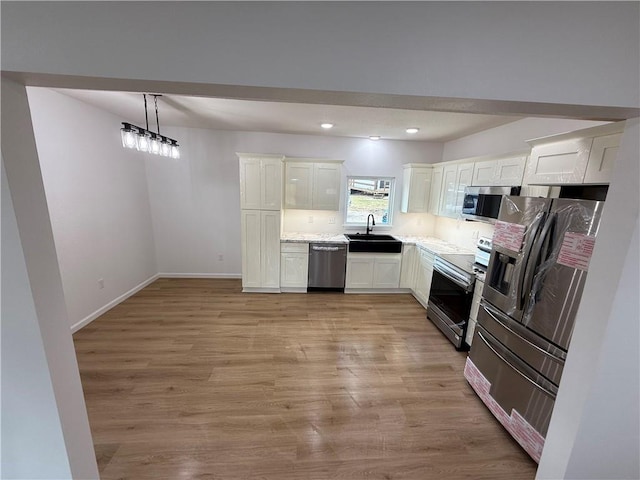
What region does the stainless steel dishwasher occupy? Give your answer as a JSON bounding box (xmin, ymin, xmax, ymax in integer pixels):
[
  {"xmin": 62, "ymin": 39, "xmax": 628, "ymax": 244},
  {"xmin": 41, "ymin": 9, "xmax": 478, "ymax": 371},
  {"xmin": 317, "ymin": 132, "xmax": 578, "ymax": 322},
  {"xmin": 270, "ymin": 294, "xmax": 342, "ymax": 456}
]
[{"xmin": 308, "ymin": 243, "xmax": 347, "ymax": 291}]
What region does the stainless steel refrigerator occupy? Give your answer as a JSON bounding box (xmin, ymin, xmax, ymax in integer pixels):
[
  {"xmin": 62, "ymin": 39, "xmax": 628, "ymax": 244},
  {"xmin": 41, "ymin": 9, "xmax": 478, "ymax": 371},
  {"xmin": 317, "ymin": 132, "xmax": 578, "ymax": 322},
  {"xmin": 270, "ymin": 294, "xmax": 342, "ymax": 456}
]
[{"xmin": 464, "ymin": 196, "xmax": 604, "ymax": 463}]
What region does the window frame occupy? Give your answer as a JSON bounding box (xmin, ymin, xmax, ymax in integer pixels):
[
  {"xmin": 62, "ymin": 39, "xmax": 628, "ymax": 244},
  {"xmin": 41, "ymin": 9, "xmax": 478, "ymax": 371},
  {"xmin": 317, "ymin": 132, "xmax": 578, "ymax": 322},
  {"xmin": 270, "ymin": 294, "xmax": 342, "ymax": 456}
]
[{"xmin": 343, "ymin": 175, "xmax": 395, "ymax": 228}]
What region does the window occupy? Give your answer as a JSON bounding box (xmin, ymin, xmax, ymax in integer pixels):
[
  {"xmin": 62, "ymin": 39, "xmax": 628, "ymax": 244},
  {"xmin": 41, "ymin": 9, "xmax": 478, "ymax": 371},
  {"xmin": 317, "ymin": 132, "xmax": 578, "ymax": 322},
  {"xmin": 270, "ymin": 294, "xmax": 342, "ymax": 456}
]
[{"xmin": 345, "ymin": 176, "xmax": 394, "ymax": 226}]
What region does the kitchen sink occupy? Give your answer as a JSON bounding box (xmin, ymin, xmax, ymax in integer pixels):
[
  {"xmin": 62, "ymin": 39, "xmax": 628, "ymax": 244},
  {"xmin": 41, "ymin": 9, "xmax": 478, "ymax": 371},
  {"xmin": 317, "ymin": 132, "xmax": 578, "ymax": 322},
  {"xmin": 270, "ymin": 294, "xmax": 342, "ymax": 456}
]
[{"xmin": 345, "ymin": 233, "xmax": 403, "ymax": 253}]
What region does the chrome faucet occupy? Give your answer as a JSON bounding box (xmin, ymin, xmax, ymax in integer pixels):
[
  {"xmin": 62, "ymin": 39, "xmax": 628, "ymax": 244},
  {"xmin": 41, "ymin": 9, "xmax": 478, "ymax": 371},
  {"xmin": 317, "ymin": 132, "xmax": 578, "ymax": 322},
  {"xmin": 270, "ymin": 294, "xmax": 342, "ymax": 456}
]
[{"xmin": 366, "ymin": 214, "xmax": 376, "ymax": 235}]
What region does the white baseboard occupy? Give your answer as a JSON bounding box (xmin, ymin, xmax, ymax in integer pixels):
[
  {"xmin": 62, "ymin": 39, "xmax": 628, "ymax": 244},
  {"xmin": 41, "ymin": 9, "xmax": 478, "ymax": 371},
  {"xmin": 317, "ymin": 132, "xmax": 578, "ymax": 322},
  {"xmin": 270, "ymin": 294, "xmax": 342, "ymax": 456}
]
[
  {"xmin": 158, "ymin": 273, "xmax": 242, "ymax": 279},
  {"xmin": 70, "ymin": 273, "xmax": 160, "ymax": 333}
]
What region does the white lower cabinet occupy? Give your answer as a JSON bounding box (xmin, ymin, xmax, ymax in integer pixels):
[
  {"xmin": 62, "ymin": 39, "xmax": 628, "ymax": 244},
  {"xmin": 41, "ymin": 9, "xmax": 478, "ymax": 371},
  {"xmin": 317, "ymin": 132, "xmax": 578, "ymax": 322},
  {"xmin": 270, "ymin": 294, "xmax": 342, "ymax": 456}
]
[
  {"xmin": 465, "ymin": 278, "xmax": 484, "ymax": 347},
  {"xmin": 241, "ymin": 210, "xmax": 281, "ymax": 292},
  {"xmin": 280, "ymin": 242, "xmax": 309, "ymax": 292},
  {"xmin": 346, "ymin": 253, "xmax": 401, "ymax": 290},
  {"xmin": 399, "ymin": 244, "xmax": 417, "ymax": 289},
  {"xmin": 413, "ymin": 248, "xmax": 434, "ymax": 308}
]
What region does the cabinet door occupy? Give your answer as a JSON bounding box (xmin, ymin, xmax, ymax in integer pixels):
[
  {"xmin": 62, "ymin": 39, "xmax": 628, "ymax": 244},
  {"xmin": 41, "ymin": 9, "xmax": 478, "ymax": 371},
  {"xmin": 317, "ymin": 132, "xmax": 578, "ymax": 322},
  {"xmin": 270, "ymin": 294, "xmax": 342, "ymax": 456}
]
[
  {"xmin": 495, "ymin": 156, "xmax": 526, "ymax": 186},
  {"xmin": 414, "ymin": 250, "xmax": 434, "ymax": 305},
  {"xmin": 372, "ymin": 256, "xmax": 401, "ymax": 289},
  {"xmin": 312, "ymin": 163, "xmax": 341, "ymax": 210},
  {"xmin": 280, "ymin": 252, "xmax": 309, "ymax": 288},
  {"xmin": 429, "ymin": 167, "xmax": 444, "ymax": 215},
  {"xmin": 261, "ymin": 158, "xmax": 283, "ymax": 210},
  {"xmin": 239, "ymin": 158, "xmax": 263, "ymax": 209},
  {"xmin": 439, "ymin": 164, "xmax": 458, "ymax": 218},
  {"xmin": 472, "ymin": 160, "xmax": 496, "ymax": 186},
  {"xmin": 583, "ymin": 134, "xmax": 621, "ymax": 184},
  {"xmin": 400, "ymin": 244, "xmax": 417, "ymax": 289},
  {"xmin": 261, "ymin": 211, "xmax": 281, "ymax": 288},
  {"xmin": 345, "ymin": 255, "xmax": 375, "ymax": 288},
  {"xmin": 284, "ymin": 162, "xmax": 313, "ymax": 209},
  {"xmin": 453, "ymin": 163, "xmax": 474, "ymax": 216},
  {"xmin": 469, "ymin": 280, "xmax": 484, "ymax": 321},
  {"xmin": 403, "ymin": 167, "xmax": 432, "ymax": 213},
  {"xmin": 241, "ymin": 210, "xmax": 262, "ymax": 288},
  {"xmin": 524, "ymin": 138, "xmax": 593, "ymax": 185}
]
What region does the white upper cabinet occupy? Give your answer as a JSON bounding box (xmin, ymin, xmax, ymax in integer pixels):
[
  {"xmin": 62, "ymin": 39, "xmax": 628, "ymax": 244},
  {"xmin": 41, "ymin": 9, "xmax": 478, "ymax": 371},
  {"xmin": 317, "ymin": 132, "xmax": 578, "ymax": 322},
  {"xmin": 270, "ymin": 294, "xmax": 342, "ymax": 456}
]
[
  {"xmin": 583, "ymin": 133, "xmax": 621, "ymax": 184},
  {"xmin": 453, "ymin": 163, "xmax": 473, "ymax": 216},
  {"xmin": 439, "ymin": 164, "xmax": 459, "ymax": 217},
  {"xmin": 400, "ymin": 164, "xmax": 433, "ymax": 213},
  {"xmin": 238, "ymin": 154, "xmax": 283, "ymax": 210},
  {"xmin": 523, "ymin": 122, "xmax": 624, "ymax": 186},
  {"xmin": 284, "ymin": 159, "xmax": 342, "ymax": 211},
  {"xmin": 429, "ymin": 166, "xmax": 444, "ymax": 216},
  {"xmin": 438, "ymin": 162, "xmax": 473, "ymax": 218},
  {"xmin": 284, "ymin": 162, "xmax": 313, "ymax": 209},
  {"xmin": 312, "ymin": 163, "xmax": 341, "ymax": 210},
  {"xmin": 471, "ymin": 160, "xmax": 497, "ymax": 186},
  {"xmin": 524, "ymin": 138, "xmax": 593, "ymax": 185},
  {"xmin": 472, "ymin": 155, "xmax": 527, "ymax": 186},
  {"xmin": 495, "ymin": 156, "xmax": 526, "ymax": 186}
]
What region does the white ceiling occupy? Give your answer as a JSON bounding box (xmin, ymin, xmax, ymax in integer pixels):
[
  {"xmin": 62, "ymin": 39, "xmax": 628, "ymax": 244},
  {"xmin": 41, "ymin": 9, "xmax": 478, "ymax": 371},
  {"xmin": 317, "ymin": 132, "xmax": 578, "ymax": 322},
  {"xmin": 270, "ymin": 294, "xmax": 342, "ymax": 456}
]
[{"xmin": 56, "ymin": 88, "xmax": 523, "ymax": 143}]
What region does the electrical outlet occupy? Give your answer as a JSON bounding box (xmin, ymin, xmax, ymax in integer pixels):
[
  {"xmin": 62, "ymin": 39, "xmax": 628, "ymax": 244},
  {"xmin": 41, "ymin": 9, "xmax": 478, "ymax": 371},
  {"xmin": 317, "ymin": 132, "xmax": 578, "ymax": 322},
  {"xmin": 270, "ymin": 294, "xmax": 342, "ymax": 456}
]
[
  {"xmin": 472, "ymin": 230, "xmax": 479, "ymax": 240},
  {"xmin": 328, "ymin": 217, "xmax": 335, "ymax": 224},
  {"xmin": 308, "ymin": 216, "xmax": 314, "ymax": 223},
  {"xmin": 97, "ymin": 278, "xmax": 104, "ymax": 289},
  {"xmin": 218, "ymin": 254, "xmax": 224, "ymax": 261}
]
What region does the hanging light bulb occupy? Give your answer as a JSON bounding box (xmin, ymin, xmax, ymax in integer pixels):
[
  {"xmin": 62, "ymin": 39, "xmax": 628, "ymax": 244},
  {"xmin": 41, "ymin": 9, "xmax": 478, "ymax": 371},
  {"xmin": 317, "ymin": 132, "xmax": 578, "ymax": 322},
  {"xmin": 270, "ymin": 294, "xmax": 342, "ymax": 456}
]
[
  {"xmin": 149, "ymin": 133, "xmax": 161, "ymax": 155},
  {"xmin": 121, "ymin": 123, "xmax": 137, "ymax": 149},
  {"xmin": 137, "ymin": 131, "xmax": 150, "ymax": 152},
  {"xmin": 160, "ymin": 136, "xmax": 171, "ymax": 157},
  {"xmin": 170, "ymin": 140, "xmax": 180, "ymax": 159}
]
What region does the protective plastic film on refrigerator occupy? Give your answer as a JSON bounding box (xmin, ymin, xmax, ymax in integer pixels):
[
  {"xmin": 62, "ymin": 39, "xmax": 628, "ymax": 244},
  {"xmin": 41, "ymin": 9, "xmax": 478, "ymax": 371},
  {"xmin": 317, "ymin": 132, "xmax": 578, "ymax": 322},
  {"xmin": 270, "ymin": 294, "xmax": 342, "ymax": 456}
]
[{"xmin": 464, "ymin": 195, "xmax": 603, "ymax": 463}]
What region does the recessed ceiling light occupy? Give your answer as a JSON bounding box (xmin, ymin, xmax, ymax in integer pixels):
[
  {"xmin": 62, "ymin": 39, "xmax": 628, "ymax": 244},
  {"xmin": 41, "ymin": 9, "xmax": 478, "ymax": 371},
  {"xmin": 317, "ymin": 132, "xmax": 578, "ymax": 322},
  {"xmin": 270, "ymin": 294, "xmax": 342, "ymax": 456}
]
[
  {"xmin": 369, "ymin": 136, "xmax": 381, "ymax": 141},
  {"xmin": 320, "ymin": 123, "xmax": 334, "ymax": 129},
  {"xmin": 406, "ymin": 127, "xmax": 419, "ymax": 134}
]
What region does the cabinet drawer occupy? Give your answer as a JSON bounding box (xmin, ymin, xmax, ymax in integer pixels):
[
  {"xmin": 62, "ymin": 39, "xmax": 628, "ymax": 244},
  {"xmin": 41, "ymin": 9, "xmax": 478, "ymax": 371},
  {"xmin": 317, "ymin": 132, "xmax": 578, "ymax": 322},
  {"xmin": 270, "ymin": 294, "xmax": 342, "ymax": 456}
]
[{"xmin": 280, "ymin": 242, "xmax": 309, "ymax": 253}]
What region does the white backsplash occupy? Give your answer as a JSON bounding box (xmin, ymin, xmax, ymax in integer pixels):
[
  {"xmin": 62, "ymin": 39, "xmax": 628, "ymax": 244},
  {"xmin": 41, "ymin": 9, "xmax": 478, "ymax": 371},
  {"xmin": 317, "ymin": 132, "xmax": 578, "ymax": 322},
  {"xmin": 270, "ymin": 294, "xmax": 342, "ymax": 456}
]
[
  {"xmin": 282, "ymin": 209, "xmax": 437, "ymax": 236},
  {"xmin": 434, "ymin": 216, "xmax": 495, "ymax": 251}
]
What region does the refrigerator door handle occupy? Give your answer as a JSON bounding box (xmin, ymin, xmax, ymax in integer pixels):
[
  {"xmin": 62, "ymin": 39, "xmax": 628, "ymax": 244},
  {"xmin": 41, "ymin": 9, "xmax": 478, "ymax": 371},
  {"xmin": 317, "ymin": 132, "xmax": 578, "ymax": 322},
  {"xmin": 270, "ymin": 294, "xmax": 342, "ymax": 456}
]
[
  {"xmin": 522, "ymin": 213, "xmax": 557, "ymax": 309},
  {"xmin": 477, "ymin": 330, "xmax": 558, "ymax": 399},
  {"xmin": 482, "ymin": 302, "xmax": 567, "ymax": 362},
  {"xmin": 516, "ymin": 212, "xmax": 545, "ymax": 311}
]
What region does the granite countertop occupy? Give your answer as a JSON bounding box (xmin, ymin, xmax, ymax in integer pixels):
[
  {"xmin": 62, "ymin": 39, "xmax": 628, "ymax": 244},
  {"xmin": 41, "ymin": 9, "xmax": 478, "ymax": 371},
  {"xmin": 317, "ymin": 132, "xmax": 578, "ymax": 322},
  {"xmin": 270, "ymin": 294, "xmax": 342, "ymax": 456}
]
[
  {"xmin": 393, "ymin": 235, "xmax": 475, "ymax": 255},
  {"xmin": 280, "ymin": 232, "xmax": 349, "ymax": 244},
  {"xmin": 281, "ymin": 232, "xmax": 473, "ymax": 254}
]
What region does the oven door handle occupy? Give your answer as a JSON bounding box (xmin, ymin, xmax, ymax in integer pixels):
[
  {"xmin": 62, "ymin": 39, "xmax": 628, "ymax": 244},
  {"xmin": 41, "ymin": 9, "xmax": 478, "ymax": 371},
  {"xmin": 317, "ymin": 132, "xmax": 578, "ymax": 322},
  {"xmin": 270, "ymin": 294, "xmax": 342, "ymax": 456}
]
[{"xmin": 433, "ymin": 262, "xmax": 473, "ymax": 292}]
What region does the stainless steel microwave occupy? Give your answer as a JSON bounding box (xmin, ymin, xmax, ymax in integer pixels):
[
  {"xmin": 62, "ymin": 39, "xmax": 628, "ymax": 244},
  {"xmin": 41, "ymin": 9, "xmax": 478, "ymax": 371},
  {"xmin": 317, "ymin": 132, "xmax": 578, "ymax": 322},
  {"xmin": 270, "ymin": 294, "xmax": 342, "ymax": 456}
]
[{"xmin": 461, "ymin": 186, "xmax": 521, "ymax": 223}]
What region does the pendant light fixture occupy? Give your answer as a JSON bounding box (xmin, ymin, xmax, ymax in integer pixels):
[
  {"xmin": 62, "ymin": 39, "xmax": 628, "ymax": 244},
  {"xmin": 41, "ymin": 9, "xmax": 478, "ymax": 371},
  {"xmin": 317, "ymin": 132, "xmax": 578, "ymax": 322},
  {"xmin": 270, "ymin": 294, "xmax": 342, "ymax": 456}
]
[{"xmin": 121, "ymin": 94, "xmax": 180, "ymax": 159}]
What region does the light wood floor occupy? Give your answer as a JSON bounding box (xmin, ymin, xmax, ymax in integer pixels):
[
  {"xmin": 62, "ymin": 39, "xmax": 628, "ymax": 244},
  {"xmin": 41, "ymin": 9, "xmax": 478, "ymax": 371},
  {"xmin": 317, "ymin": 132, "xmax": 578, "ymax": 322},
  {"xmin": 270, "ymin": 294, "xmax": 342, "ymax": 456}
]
[{"xmin": 73, "ymin": 278, "xmax": 537, "ymax": 479}]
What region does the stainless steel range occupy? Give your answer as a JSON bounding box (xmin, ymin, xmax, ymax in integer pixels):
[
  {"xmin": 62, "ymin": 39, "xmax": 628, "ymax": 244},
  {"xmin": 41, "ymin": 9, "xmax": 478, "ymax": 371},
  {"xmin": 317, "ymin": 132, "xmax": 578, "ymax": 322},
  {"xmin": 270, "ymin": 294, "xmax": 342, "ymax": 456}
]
[{"xmin": 427, "ymin": 252, "xmax": 476, "ymax": 350}]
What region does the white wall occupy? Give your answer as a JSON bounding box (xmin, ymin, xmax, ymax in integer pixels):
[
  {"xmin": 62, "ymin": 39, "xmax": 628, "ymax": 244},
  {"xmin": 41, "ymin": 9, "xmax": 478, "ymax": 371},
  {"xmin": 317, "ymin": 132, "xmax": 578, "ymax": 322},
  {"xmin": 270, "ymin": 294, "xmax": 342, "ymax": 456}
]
[
  {"xmin": 434, "ymin": 217, "xmax": 495, "ymax": 252},
  {"xmin": 1, "ymin": 79, "xmax": 98, "ymax": 479},
  {"xmin": 1, "ymin": 160, "xmax": 71, "ymax": 479},
  {"xmin": 27, "ymin": 88, "xmax": 157, "ymax": 330},
  {"xmin": 147, "ymin": 126, "xmax": 442, "ymax": 275},
  {"xmin": 2, "ymin": 3, "xmax": 638, "ymax": 108},
  {"xmin": 442, "ymin": 118, "xmax": 607, "ymax": 161}
]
